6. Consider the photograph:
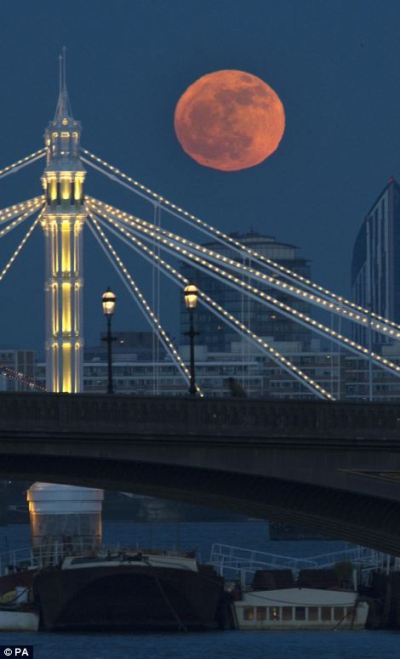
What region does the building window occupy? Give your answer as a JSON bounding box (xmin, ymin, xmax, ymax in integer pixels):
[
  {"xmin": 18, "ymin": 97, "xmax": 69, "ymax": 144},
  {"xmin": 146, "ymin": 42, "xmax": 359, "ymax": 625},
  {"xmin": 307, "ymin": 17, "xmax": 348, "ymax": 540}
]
[
  {"xmin": 321, "ymin": 607, "xmax": 332, "ymax": 621},
  {"xmin": 243, "ymin": 607, "xmax": 254, "ymax": 621},
  {"xmin": 256, "ymin": 607, "xmax": 266, "ymax": 621},
  {"xmin": 308, "ymin": 607, "xmax": 319, "ymax": 621},
  {"xmin": 282, "ymin": 607, "xmax": 292, "ymax": 621},
  {"xmin": 295, "ymin": 607, "xmax": 306, "ymax": 621},
  {"xmin": 334, "ymin": 607, "xmax": 345, "ymax": 621},
  {"xmin": 268, "ymin": 607, "xmax": 279, "ymax": 621}
]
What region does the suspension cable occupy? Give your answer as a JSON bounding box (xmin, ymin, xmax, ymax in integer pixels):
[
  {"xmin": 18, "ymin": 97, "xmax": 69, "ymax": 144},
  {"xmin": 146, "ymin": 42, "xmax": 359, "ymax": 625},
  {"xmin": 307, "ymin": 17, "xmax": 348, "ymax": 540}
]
[
  {"xmin": 0, "ymin": 211, "xmax": 43, "ymax": 285},
  {"xmin": 87, "ymin": 213, "xmax": 204, "ymax": 397},
  {"xmin": 0, "ymin": 149, "xmax": 46, "ymax": 182},
  {"xmin": 0, "ymin": 196, "xmax": 44, "ymax": 225},
  {"xmin": 87, "ymin": 197, "xmax": 400, "ymax": 341},
  {"xmin": 90, "ymin": 209, "xmax": 334, "ymax": 400},
  {"xmin": 90, "ymin": 202, "xmax": 400, "ymax": 380},
  {"xmin": 0, "ymin": 366, "xmax": 45, "ymax": 392},
  {"xmin": 0, "ymin": 202, "xmax": 45, "ymax": 239},
  {"xmin": 81, "ymin": 149, "xmax": 395, "ymax": 330}
]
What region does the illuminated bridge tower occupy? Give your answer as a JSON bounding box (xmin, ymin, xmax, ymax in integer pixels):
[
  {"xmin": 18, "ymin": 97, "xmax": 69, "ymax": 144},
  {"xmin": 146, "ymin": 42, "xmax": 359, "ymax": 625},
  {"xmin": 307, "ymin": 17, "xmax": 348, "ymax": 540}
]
[{"xmin": 41, "ymin": 62, "xmax": 86, "ymax": 393}]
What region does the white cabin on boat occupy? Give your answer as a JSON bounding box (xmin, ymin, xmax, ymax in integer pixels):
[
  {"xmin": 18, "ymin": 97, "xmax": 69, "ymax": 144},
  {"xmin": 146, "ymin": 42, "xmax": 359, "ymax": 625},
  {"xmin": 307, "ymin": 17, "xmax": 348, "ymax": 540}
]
[{"xmin": 234, "ymin": 587, "xmax": 369, "ymax": 630}]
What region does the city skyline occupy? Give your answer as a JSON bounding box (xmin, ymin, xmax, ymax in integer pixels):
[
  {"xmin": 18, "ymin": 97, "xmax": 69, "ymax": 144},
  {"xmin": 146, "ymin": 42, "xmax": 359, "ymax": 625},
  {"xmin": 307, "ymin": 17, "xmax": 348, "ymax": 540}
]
[
  {"xmin": 0, "ymin": 1, "xmax": 400, "ymax": 351},
  {"xmin": 0, "ymin": 7, "xmax": 400, "ymax": 645}
]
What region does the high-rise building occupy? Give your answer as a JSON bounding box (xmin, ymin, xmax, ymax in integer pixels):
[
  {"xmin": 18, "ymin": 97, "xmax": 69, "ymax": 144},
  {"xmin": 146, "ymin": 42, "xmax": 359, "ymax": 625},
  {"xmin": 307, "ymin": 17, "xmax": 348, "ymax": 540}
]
[
  {"xmin": 180, "ymin": 232, "xmax": 312, "ymax": 352},
  {"xmin": 34, "ymin": 340, "xmax": 266, "ymax": 398},
  {"xmin": 85, "ymin": 331, "xmax": 167, "ymax": 363},
  {"xmin": 351, "ymin": 177, "xmax": 400, "ymax": 346}
]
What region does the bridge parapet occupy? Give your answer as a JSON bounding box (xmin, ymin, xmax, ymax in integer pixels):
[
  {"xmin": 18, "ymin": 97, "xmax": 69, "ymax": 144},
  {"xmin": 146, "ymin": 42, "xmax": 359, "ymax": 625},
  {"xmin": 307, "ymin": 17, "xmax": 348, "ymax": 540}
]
[{"xmin": 0, "ymin": 393, "xmax": 399, "ymax": 439}]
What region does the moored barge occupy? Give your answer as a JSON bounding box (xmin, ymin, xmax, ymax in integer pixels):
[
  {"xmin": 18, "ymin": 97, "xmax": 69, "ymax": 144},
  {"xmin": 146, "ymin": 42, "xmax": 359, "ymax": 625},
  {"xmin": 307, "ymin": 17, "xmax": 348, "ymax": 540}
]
[{"xmin": 33, "ymin": 548, "xmax": 225, "ymax": 632}]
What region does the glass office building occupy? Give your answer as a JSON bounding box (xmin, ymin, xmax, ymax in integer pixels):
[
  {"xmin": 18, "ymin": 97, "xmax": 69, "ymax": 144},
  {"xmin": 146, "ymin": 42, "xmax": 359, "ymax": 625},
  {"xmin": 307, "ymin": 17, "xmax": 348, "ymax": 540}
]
[
  {"xmin": 180, "ymin": 232, "xmax": 312, "ymax": 352},
  {"xmin": 352, "ymin": 177, "xmax": 400, "ymax": 346}
]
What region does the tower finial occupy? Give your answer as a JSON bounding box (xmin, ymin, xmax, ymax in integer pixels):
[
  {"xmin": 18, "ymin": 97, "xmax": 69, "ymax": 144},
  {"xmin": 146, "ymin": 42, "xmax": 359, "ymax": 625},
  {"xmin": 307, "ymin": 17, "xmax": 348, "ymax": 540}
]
[
  {"xmin": 54, "ymin": 47, "xmax": 72, "ymax": 122},
  {"xmin": 58, "ymin": 54, "xmax": 62, "ymax": 96},
  {"xmin": 62, "ymin": 46, "xmax": 67, "ymax": 93}
]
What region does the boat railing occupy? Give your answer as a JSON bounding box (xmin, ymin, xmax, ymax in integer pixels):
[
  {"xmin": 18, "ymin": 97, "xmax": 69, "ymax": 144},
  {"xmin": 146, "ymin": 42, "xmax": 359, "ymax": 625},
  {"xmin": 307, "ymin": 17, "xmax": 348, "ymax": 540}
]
[
  {"xmin": 209, "ymin": 543, "xmax": 318, "ymax": 582},
  {"xmin": 0, "ymin": 541, "xmax": 111, "ymax": 577},
  {"xmin": 308, "ymin": 546, "xmax": 390, "ymax": 569},
  {"xmin": 209, "ymin": 543, "xmax": 395, "ymax": 584},
  {"xmin": 0, "ymin": 542, "xmax": 200, "ymax": 577}
]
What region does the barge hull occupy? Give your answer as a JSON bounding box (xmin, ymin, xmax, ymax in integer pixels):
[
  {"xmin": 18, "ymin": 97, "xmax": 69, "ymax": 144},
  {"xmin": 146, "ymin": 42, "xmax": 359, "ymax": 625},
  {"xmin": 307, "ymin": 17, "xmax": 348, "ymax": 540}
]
[{"xmin": 34, "ymin": 564, "xmax": 224, "ymax": 632}]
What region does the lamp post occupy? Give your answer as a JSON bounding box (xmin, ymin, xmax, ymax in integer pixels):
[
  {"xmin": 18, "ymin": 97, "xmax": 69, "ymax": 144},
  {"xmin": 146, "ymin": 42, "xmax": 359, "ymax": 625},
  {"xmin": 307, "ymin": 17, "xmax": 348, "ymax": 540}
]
[
  {"xmin": 102, "ymin": 287, "xmax": 117, "ymax": 394},
  {"xmin": 184, "ymin": 284, "xmax": 199, "ymax": 396}
]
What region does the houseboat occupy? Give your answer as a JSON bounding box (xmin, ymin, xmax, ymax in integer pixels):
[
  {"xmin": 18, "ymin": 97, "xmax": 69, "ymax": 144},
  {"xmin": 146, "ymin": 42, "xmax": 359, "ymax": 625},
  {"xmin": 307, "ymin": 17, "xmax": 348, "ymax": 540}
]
[
  {"xmin": 234, "ymin": 586, "xmax": 369, "ymax": 630},
  {"xmin": 233, "ymin": 568, "xmax": 369, "ymax": 630}
]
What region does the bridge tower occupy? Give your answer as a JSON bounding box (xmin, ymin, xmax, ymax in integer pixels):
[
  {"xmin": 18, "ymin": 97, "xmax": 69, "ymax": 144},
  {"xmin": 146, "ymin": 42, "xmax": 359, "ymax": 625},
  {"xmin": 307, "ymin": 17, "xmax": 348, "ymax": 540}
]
[{"xmin": 41, "ymin": 53, "xmax": 86, "ymax": 393}]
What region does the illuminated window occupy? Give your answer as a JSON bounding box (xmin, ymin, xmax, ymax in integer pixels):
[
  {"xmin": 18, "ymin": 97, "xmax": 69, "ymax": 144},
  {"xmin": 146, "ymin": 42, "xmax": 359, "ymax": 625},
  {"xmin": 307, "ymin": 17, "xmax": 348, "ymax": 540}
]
[
  {"xmin": 72, "ymin": 132, "xmax": 78, "ymax": 139},
  {"xmin": 256, "ymin": 607, "xmax": 266, "ymax": 621},
  {"xmin": 62, "ymin": 118, "xmax": 68, "ymax": 125},
  {"xmin": 61, "ymin": 178, "xmax": 71, "ymax": 201},
  {"xmin": 49, "ymin": 178, "xmax": 57, "ymax": 202},
  {"xmin": 62, "ymin": 283, "xmax": 72, "ymax": 332},
  {"xmin": 74, "ymin": 177, "xmax": 83, "ymax": 201},
  {"xmin": 61, "ymin": 132, "xmax": 70, "ymax": 138},
  {"xmin": 62, "ymin": 342, "xmax": 72, "ymax": 393},
  {"xmin": 268, "ymin": 607, "xmax": 279, "ymax": 621},
  {"xmin": 52, "ymin": 132, "xmax": 58, "ymax": 138},
  {"xmin": 243, "ymin": 607, "xmax": 254, "ymax": 621}
]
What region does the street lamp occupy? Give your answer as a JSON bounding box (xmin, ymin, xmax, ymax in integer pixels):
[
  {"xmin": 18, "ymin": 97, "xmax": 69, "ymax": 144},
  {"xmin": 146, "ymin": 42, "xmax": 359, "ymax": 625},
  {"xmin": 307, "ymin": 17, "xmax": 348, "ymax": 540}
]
[
  {"xmin": 102, "ymin": 287, "xmax": 117, "ymax": 394},
  {"xmin": 184, "ymin": 284, "xmax": 199, "ymax": 396}
]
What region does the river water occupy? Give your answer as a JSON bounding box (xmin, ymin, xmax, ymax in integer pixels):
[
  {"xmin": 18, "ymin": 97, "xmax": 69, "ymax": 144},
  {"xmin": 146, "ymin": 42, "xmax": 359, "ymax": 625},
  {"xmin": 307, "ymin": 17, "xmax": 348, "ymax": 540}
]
[{"xmin": 0, "ymin": 520, "xmax": 398, "ymax": 659}]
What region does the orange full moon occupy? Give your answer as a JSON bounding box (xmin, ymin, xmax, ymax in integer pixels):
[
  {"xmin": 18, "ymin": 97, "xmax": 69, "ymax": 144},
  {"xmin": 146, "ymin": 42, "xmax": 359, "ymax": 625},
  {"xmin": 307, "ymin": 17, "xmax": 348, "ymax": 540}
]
[{"xmin": 174, "ymin": 70, "xmax": 285, "ymax": 172}]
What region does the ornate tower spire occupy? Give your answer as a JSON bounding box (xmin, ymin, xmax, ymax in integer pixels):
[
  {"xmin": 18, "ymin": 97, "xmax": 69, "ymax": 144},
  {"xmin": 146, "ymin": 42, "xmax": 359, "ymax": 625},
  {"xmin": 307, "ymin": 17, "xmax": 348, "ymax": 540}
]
[
  {"xmin": 44, "ymin": 48, "xmax": 84, "ymax": 177},
  {"xmin": 54, "ymin": 47, "xmax": 73, "ymax": 122},
  {"xmin": 41, "ymin": 52, "xmax": 86, "ymax": 393}
]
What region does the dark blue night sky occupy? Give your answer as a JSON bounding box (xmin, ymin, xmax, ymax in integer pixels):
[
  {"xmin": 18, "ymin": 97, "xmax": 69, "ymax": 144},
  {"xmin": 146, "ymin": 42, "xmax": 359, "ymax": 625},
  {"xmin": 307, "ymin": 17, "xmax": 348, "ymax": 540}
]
[{"xmin": 1, "ymin": 0, "xmax": 400, "ymax": 354}]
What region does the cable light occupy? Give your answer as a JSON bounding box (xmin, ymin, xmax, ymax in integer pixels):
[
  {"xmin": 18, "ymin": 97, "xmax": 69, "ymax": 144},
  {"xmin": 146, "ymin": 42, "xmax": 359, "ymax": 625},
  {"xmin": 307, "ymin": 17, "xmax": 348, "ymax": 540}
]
[
  {"xmin": 88, "ymin": 207, "xmax": 334, "ymax": 400},
  {"xmin": 0, "ymin": 202, "xmax": 45, "ymax": 239},
  {"xmin": 82, "ymin": 149, "xmax": 400, "ymax": 332},
  {"xmin": 0, "ymin": 211, "xmax": 43, "ymax": 285},
  {"xmin": 87, "ymin": 213, "xmax": 204, "ymax": 397},
  {"xmin": 0, "ymin": 366, "xmax": 45, "ymax": 392},
  {"xmin": 0, "ymin": 196, "xmax": 44, "ymax": 226},
  {"xmin": 0, "ymin": 148, "xmax": 46, "ymax": 182},
  {"xmin": 87, "ymin": 197, "xmax": 400, "ymax": 340},
  {"xmin": 90, "ymin": 201, "xmax": 400, "ymax": 380}
]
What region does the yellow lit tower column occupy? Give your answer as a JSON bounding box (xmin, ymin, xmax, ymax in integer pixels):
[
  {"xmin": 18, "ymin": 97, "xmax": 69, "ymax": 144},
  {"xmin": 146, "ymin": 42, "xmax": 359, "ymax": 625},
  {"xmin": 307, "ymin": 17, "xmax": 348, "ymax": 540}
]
[
  {"xmin": 41, "ymin": 63, "xmax": 86, "ymax": 393},
  {"xmin": 29, "ymin": 58, "xmax": 104, "ymax": 558}
]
